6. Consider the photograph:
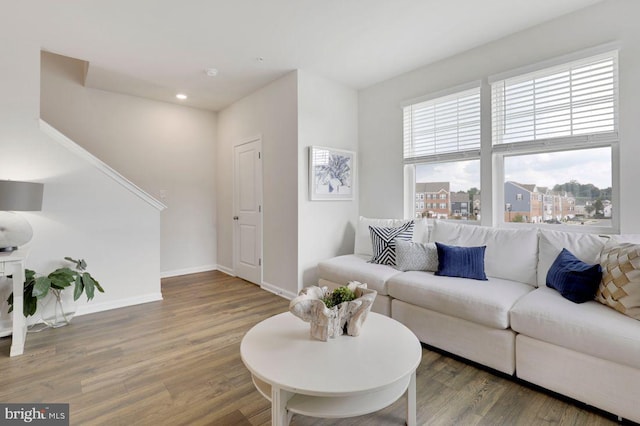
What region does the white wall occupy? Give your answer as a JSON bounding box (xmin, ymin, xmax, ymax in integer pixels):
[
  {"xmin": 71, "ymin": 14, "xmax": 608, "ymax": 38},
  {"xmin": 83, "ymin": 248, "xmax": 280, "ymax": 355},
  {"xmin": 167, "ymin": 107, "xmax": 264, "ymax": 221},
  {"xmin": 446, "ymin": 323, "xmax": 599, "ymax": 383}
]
[
  {"xmin": 359, "ymin": 0, "xmax": 640, "ymax": 233},
  {"xmin": 217, "ymin": 72, "xmax": 299, "ymax": 297},
  {"xmin": 0, "ymin": 40, "xmax": 162, "ymax": 327},
  {"xmin": 40, "ymin": 52, "xmax": 217, "ymax": 276},
  {"xmin": 298, "ymin": 71, "xmax": 358, "ymax": 288}
]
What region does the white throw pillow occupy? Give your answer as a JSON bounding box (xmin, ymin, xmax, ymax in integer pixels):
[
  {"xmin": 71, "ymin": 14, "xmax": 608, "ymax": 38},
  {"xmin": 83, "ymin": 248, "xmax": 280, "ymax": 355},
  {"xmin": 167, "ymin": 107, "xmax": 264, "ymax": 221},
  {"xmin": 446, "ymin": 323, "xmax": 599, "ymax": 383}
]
[{"xmin": 354, "ymin": 216, "xmax": 428, "ymax": 256}]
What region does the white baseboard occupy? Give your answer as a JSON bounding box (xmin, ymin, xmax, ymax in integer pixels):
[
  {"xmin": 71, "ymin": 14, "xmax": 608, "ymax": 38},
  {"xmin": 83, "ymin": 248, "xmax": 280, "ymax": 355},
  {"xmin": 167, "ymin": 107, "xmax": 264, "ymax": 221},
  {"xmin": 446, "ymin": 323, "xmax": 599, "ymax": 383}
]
[
  {"xmin": 0, "ymin": 293, "xmax": 165, "ymax": 336},
  {"xmin": 261, "ymin": 281, "xmax": 297, "ymax": 300},
  {"xmin": 75, "ymin": 292, "xmax": 163, "ymax": 316},
  {"xmin": 160, "ymin": 264, "xmax": 218, "ymax": 278},
  {"xmin": 216, "ymin": 264, "xmax": 235, "ymax": 276}
]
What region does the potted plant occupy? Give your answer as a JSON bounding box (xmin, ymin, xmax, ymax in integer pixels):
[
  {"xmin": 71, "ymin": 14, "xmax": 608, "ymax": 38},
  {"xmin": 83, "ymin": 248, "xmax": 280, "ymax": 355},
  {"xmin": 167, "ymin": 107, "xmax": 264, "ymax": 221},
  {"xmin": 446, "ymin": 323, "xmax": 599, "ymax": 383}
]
[{"xmin": 7, "ymin": 257, "xmax": 104, "ymax": 327}]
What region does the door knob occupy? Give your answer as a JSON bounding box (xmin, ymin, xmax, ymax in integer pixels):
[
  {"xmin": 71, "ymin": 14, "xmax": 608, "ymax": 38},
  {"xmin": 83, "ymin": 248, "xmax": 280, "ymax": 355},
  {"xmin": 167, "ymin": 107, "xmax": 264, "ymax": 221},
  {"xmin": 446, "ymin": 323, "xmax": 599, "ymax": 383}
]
[{"xmin": 233, "ymin": 216, "xmax": 239, "ymax": 220}]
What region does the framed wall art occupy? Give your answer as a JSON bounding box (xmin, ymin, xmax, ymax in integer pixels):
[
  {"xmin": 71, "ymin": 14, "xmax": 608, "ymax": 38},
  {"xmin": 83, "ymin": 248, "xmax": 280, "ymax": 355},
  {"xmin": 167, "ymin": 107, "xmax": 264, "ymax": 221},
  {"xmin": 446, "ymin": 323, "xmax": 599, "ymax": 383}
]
[{"xmin": 309, "ymin": 146, "xmax": 355, "ymax": 201}]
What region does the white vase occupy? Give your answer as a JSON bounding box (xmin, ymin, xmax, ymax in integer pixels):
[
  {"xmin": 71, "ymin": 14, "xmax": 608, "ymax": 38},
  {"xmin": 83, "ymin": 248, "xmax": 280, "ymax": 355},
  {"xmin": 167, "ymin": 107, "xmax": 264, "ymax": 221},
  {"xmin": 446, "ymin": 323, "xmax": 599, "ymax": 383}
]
[{"xmin": 39, "ymin": 288, "xmax": 77, "ymax": 328}]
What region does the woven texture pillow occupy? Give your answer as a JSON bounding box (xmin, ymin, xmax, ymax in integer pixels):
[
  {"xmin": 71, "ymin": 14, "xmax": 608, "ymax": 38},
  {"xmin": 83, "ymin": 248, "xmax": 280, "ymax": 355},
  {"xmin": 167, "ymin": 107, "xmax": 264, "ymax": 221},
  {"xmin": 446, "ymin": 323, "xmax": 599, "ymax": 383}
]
[
  {"xmin": 368, "ymin": 221, "xmax": 414, "ymax": 266},
  {"xmin": 394, "ymin": 240, "xmax": 438, "ymax": 272},
  {"xmin": 597, "ymin": 243, "xmax": 640, "ymax": 320}
]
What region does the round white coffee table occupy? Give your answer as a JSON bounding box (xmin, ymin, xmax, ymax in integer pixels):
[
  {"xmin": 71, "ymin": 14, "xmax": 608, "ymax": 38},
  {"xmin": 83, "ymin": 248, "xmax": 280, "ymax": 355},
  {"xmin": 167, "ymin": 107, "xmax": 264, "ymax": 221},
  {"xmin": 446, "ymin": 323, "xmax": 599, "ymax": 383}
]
[{"xmin": 240, "ymin": 312, "xmax": 422, "ymax": 425}]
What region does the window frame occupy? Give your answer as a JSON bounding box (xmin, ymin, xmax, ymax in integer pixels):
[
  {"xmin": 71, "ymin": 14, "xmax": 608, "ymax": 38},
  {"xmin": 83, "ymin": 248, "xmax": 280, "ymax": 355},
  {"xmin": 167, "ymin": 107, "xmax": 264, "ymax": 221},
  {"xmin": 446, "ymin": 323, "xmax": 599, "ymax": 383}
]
[
  {"xmin": 402, "ymin": 81, "xmax": 482, "ymax": 220},
  {"xmin": 403, "ymin": 44, "xmax": 619, "ymax": 233},
  {"xmin": 490, "ymin": 47, "xmax": 619, "ymax": 233}
]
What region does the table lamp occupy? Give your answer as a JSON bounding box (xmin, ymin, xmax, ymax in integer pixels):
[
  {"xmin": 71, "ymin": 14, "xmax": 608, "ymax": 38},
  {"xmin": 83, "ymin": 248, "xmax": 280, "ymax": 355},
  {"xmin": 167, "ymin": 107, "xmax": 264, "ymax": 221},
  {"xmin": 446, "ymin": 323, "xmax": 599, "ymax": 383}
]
[{"xmin": 0, "ymin": 180, "xmax": 44, "ymax": 252}]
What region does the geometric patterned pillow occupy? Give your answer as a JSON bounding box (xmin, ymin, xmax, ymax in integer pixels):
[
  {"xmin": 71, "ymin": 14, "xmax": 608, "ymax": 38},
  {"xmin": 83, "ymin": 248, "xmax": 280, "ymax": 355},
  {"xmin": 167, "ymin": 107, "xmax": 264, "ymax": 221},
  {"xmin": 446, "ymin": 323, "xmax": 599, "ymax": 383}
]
[
  {"xmin": 394, "ymin": 240, "xmax": 439, "ymax": 272},
  {"xmin": 597, "ymin": 242, "xmax": 640, "ymax": 320},
  {"xmin": 368, "ymin": 221, "xmax": 414, "ymax": 266}
]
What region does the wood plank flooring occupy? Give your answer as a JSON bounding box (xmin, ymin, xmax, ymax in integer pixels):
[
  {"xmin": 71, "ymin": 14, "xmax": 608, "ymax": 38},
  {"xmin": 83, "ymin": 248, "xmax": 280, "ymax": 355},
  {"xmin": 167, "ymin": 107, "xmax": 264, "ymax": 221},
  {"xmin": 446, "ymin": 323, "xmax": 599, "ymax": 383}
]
[{"xmin": 0, "ymin": 271, "xmax": 625, "ymax": 425}]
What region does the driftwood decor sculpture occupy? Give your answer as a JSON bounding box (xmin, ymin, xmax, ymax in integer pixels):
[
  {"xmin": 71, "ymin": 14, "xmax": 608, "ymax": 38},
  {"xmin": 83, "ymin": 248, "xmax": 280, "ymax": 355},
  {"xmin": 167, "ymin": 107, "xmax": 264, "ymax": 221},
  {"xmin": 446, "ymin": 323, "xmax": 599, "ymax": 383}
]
[{"xmin": 289, "ymin": 281, "xmax": 377, "ymax": 341}]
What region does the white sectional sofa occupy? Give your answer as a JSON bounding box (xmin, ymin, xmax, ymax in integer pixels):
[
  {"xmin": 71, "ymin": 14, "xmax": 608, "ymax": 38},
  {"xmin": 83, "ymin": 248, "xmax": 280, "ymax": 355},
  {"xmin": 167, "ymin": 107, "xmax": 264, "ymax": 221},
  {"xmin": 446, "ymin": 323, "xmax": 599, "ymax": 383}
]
[{"xmin": 317, "ymin": 218, "xmax": 640, "ymax": 423}]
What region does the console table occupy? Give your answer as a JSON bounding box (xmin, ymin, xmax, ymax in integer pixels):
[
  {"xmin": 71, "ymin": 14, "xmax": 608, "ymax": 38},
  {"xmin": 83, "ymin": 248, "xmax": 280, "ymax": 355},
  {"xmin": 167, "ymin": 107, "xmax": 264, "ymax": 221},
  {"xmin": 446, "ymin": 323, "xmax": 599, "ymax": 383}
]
[
  {"xmin": 0, "ymin": 249, "xmax": 28, "ymax": 356},
  {"xmin": 241, "ymin": 312, "xmax": 422, "ymax": 425}
]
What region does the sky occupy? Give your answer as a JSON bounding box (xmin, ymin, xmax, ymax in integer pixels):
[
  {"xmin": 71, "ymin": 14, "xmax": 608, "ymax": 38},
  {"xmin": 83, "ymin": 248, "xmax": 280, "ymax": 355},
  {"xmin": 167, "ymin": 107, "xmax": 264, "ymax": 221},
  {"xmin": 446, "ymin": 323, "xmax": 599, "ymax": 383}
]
[{"xmin": 416, "ymin": 147, "xmax": 611, "ymax": 192}]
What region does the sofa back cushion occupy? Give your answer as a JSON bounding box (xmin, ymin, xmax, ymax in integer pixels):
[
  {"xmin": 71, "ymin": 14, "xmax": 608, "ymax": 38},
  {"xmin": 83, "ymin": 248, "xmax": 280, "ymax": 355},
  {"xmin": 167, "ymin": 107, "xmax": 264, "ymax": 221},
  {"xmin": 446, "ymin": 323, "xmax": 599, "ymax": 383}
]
[
  {"xmin": 354, "ymin": 216, "xmax": 428, "ymax": 257},
  {"xmin": 537, "ymin": 229, "xmax": 607, "ymax": 287},
  {"xmin": 430, "ymin": 220, "xmax": 538, "ymax": 286}
]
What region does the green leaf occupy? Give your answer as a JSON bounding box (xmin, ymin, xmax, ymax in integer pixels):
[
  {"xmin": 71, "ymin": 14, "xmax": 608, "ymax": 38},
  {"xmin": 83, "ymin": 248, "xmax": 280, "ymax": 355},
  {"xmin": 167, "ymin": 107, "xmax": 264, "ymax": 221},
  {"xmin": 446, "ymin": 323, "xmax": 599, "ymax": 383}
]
[
  {"xmin": 82, "ymin": 273, "xmax": 96, "ymax": 300},
  {"xmin": 73, "ymin": 275, "xmax": 84, "ymax": 301},
  {"xmin": 24, "ymin": 292, "xmax": 38, "ymax": 317},
  {"xmin": 49, "ymin": 270, "xmax": 75, "ymax": 282},
  {"xmin": 64, "ymin": 257, "xmax": 86, "ymax": 271},
  {"xmin": 32, "ymin": 277, "xmax": 52, "ymax": 299},
  {"xmin": 49, "ymin": 277, "xmax": 71, "ymax": 289},
  {"xmin": 6, "ymin": 292, "xmax": 13, "ymax": 313},
  {"xmin": 93, "ymin": 279, "xmax": 104, "ymax": 293},
  {"xmin": 48, "ymin": 268, "xmax": 75, "ymax": 289}
]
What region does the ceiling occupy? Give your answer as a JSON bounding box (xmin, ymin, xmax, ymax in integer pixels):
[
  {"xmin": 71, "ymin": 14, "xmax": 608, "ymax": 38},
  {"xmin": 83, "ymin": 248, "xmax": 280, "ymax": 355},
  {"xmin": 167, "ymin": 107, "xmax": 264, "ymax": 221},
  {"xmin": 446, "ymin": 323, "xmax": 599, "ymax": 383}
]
[{"xmin": 10, "ymin": 0, "xmax": 603, "ymax": 111}]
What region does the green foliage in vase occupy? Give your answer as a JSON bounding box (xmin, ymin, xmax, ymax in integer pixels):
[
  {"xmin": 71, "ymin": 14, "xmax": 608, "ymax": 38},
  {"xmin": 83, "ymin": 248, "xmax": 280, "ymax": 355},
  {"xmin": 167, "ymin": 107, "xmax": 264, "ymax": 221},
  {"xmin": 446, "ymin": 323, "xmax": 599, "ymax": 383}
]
[
  {"xmin": 6, "ymin": 257, "xmax": 104, "ymax": 318},
  {"xmin": 323, "ymin": 286, "xmax": 356, "ymax": 308}
]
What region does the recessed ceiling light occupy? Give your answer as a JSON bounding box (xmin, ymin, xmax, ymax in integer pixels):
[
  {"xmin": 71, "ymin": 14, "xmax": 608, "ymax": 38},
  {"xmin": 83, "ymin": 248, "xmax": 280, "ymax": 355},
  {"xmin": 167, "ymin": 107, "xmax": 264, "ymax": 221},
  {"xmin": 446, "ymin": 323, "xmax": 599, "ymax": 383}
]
[
  {"xmin": 176, "ymin": 93, "xmax": 187, "ymax": 100},
  {"xmin": 205, "ymin": 68, "xmax": 218, "ymax": 77}
]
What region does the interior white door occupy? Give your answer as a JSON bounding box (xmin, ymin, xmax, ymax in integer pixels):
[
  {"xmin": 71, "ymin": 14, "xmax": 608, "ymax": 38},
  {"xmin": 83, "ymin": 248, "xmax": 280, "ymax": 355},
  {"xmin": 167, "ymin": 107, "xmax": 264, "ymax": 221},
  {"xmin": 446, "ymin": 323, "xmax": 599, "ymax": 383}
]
[{"xmin": 233, "ymin": 139, "xmax": 262, "ymax": 285}]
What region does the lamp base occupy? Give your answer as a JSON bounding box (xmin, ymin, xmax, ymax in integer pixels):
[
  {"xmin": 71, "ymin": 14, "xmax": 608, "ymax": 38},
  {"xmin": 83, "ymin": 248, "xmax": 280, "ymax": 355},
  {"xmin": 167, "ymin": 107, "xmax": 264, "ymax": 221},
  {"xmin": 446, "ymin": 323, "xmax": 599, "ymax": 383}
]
[
  {"xmin": 0, "ymin": 246, "xmax": 17, "ymax": 253},
  {"xmin": 0, "ymin": 211, "xmax": 34, "ymax": 252}
]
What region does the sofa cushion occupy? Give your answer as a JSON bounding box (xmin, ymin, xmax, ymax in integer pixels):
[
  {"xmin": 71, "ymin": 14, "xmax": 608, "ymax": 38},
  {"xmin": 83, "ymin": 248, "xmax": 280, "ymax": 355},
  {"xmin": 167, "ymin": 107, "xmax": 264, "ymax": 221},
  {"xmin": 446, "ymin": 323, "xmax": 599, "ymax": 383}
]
[
  {"xmin": 387, "ymin": 271, "xmax": 533, "ymax": 329},
  {"xmin": 546, "ymin": 248, "xmax": 602, "ymax": 303},
  {"xmin": 369, "ymin": 221, "xmax": 414, "ymax": 265},
  {"xmin": 597, "ymin": 242, "xmax": 640, "ymax": 320},
  {"xmin": 354, "ymin": 216, "xmax": 428, "ymax": 257},
  {"xmin": 395, "ymin": 240, "xmax": 438, "ymax": 272},
  {"xmin": 317, "ymin": 254, "xmax": 401, "ymax": 296},
  {"xmin": 537, "ymin": 229, "xmax": 606, "ymax": 287},
  {"xmin": 511, "ymin": 287, "xmax": 640, "ymax": 370},
  {"xmin": 435, "ymin": 242, "xmax": 487, "ymax": 281},
  {"xmin": 429, "ymin": 220, "xmax": 538, "ymax": 286}
]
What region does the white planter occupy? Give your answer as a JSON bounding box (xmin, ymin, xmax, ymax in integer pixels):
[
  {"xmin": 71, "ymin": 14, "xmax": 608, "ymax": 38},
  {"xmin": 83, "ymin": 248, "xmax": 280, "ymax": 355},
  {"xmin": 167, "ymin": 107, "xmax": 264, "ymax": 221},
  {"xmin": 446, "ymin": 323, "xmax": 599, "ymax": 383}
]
[{"xmin": 289, "ymin": 281, "xmax": 377, "ymax": 341}]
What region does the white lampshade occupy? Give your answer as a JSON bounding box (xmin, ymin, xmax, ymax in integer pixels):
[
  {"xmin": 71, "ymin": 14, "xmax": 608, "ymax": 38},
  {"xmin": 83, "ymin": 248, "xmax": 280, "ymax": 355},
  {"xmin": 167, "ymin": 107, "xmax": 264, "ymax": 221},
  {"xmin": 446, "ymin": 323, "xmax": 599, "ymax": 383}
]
[{"xmin": 0, "ymin": 180, "xmax": 44, "ymax": 252}]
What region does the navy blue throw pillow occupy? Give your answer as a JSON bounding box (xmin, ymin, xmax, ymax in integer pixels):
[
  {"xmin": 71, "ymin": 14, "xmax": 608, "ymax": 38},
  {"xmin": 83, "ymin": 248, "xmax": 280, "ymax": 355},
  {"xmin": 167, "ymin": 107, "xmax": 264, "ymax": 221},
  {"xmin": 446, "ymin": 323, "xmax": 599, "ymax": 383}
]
[
  {"xmin": 435, "ymin": 242, "xmax": 488, "ymax": 281},
  {"xmin": 546, "ymin": 248, "xmax": 602, "ymax": 303}
]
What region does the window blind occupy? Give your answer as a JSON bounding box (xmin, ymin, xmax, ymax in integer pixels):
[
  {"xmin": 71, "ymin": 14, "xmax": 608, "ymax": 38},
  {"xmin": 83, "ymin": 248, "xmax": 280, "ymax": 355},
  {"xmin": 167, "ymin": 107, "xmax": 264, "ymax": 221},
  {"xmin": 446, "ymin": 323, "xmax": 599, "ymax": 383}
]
[
  {"xmin": 403, "ymin": 87, "xmax": 480, "ymax": 164},
  {"xmin": 492, "ymin": 52, "xmax": 618, "ymax": 146}
]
